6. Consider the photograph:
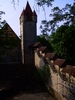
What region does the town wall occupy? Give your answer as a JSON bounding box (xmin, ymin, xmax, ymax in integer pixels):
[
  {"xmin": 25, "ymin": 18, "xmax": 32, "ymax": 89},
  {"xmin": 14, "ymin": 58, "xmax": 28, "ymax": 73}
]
[{"xmin": 34, "ymin": 46, "xmax": 75, "ymax": 100}]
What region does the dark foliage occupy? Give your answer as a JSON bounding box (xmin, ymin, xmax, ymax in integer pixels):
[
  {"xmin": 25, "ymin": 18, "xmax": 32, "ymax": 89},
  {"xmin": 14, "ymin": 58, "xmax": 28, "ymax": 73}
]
[
  {"xmin": 37, "ymin": 35, "xmax": 53, "ymax": 52},
  {"xmin": 40, "ymin": 1, "xmax": 75, "ymax": 34},
  {"xmin": 50, "ymin": 25, "xmax": 75, "ymax": 65}
]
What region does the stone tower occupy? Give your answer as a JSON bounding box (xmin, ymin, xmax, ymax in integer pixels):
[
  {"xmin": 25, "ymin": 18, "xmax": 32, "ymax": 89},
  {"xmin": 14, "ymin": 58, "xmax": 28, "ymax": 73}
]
[{"xmin": 20, "ymin": 1, "xmax": 37, "ymax": 65}]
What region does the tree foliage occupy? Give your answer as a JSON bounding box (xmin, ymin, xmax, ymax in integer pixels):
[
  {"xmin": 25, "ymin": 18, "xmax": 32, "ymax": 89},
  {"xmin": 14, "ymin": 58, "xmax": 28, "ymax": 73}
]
[
  {"xmin": 40, "ymin": 1, "xmax": 75, "ymax": 34},
  {"xmin": 36, "ymin": 0, "xmax": 54, "ymax": 7},
  {"xmin": 38, "ymin": 0, "xmax": 75, "ymax": 64},
  {"xmin": 0, "ymin": 11, "xmax": 6, "ymax": 29},
  {"xmin": 11, "ymin": 0, "xmax": 54, "ymax": 7},
  {"xmin": 50, "ymin": 25, "xmax": 75, "ymax": 64},
  {"xmin": 37, "ymin": 35, "xmax": 53, "ymax": 52},
  {"xmin": 0, "ymin": 11, "xmax": 6, "ymax": 46}
]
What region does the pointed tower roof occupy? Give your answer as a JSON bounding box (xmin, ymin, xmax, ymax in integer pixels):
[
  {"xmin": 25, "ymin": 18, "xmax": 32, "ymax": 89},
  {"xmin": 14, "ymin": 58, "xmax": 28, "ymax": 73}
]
[
  {"xmin": 25, "ymin": 1, "xmax": 32, "ymax": 15},
  {"xmin": 20, "ymin": 9, "xmax": 25, "ymax": 19},
  {"xmin": 20, "ymin": 1, "xmax": 37, "ymax": 21},
  {"xmin": 32, "ymin": 10, "xmax": 37, "ymax": 16},
  {"xmin": 25, "ymin": 1, "xmax": 32, "ymax": 21},
  {"xmin": 21, "ymin": 9, "xmax": 25, "ymax": 15}
]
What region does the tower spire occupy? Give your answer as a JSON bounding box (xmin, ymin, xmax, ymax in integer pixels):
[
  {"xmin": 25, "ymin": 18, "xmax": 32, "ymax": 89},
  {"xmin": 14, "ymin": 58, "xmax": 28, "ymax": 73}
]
[
  {"xmin": 25, "ymin": 1, "xmax": 32, "ymax": 13},
  {"xmin": 32, "ymin": 10, "xmax": 37, "ymax": 16},
  {"xmin": 24, "ymin": 1, "xmax": 32, "ymax": 21}
]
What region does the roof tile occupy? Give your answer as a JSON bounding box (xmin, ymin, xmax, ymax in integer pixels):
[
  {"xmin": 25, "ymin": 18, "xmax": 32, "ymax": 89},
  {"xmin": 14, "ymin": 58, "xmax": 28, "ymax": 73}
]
[
  {"xmin": 38, "ymin": 46, "xmax": 47, "ymax": 52},
  {"xmin": 45, "ymin": 53, "xmax": 56, "ymax": 60},
  {"xmin": 53, "ymin": 58, "xmax": 66, "ymax": 67},
  {"xmin": 32, "ymin": 10, "xmax": 37, "ymax": 16},
  {"xmin": 33, "ymin": 42, "xmax": 41, "ymax": 47},
  {"xmin": 20, "ymin": 1, "xmax": 37, "ymax": 21},
  {"xmin": 25, "ymin": 1, "xmax": 32, "ymax": 21},
  {"xmin": 62, "ymin": 65, "xmax": 72, "ymax": 74},
  {"xmin": 61, "ymin": 65, "xmax": 75, "ymax": 76}
]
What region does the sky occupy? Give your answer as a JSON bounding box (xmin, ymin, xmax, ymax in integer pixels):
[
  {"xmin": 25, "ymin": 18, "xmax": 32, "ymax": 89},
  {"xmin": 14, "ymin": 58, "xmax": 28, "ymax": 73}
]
[{"xmin": 0, "ymin": 0, "xmax": 74, "ymax": 37}]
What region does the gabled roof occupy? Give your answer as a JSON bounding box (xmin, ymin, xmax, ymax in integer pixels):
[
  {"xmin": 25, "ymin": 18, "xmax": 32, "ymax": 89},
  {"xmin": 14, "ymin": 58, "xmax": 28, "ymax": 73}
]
[{"xmin": 2, "ymin": 23, "xmax": 19, "ymax": 39}]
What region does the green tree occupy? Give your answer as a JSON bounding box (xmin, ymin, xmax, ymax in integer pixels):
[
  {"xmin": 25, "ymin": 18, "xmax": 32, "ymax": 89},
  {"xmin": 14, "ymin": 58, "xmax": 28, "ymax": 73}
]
[
  {"xmin": 0, "ymin": 11, "xmax": 6, "ymax": 28},
  {"xmin": 36, "ymin": 0, "xmax": 54, "ymax": 6},
  {"xmin": 0, "ymin": 11, "xmax": 6, "ymax": 60},
  {"xmin": 40, "ymin": 1, "xmax": 75, "ymax": 34},
  {"xmin": 37, "ymin": 0, "xmax": 75, "ymax": 64},
  {"xmin": 12, "ymin": 0, "xmax": 54, "ymax": 6},
  {"xmin": 50, "ymin": 25, "xmax": 75, "ymax": 64},
  {"xmin": 37, "ymin": 35, "xmax": 53, "ymax": 52},
  {"xmin": 0, "ymin": 11, "xmax": 6, "ymax": 47}
]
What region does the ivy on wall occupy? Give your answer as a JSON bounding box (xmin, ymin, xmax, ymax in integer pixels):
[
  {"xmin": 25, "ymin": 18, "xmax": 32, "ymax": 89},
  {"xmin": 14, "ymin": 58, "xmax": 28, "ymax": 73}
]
[{"xmin": 38, "ymin": 65, "xmax": 50, "ymax": 83}]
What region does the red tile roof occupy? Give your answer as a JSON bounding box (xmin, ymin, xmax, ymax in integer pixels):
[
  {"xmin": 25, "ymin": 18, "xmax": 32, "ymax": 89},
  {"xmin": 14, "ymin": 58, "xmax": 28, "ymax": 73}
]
[
  {"xmin": 25, "ymin": 1, "xmax": 32, "ymax": 15},
  {"xmin": 38, "ymin": 46, "xmax": 47, "ymax": 52},
  {"xmin": 25, "ymin": 1, "xmax": 32, "ymax": 21},
  {"xmin": 53, "ymin": 58, "xmax": 66, "ymax": 67},
  {"xmin": 72, "ymin": 66, "xmax": 75, "ymax": 76},
  {"xmin": 61, "ymin": 65, "xmax": 72, "ymax": 74},
  {"xmin": 45, "ymin": 53, "xmax": 56, "ymax": 59},
  {"xmin": 33, "ymin": 42, "xmax": 41, "ymax": 47},
  {"xmin": 21, "ymin": 9, "xmax": 25, "ymax": 15},
  {"xmin": 61, "ymin": 65, "xmax": 75, "ymax": 76},
  {"xmin": 32, "ymin": 10, "xmax": 37, "ymax": 16},
  {"xmin": 20, "ymin": 1, "xmax": 37, "ymax": 21},
  {"xmin": 20, "ymin": 9, "xmax": 25, "ymax": 18}
]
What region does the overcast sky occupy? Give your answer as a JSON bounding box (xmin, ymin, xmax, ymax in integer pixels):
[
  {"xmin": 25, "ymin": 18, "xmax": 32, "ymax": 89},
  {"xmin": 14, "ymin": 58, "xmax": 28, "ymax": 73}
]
[{"xmin": 0, "ymin": 0, "xmax": 74, "ymax": 37}]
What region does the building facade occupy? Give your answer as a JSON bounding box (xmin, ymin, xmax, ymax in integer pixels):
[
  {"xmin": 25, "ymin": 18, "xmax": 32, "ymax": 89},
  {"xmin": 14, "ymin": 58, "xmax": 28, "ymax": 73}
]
[
  {"xmin": 34, "ymin": 42, "xmax": 75, "ymax": 100},
  {"xmin": 0, "ymin": 23, "xmax": 21, "ymax": 62}
]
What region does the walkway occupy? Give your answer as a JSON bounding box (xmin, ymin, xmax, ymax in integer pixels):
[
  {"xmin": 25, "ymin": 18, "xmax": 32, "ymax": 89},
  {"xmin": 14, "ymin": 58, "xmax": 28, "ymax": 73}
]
[
  {"xmin": 0, "ymin": 64, "xmax": 55, "ymax": 100},
  {"xmin": 12, "ymin": 92, "xmax": 54, "ymax": 100}
]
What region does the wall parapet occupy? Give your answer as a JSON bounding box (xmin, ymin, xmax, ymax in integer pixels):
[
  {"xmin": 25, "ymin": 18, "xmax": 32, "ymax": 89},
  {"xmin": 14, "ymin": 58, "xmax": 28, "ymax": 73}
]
[{"xmin": 33, "ymin": 42, "xmax": 75, "ymax": 100}]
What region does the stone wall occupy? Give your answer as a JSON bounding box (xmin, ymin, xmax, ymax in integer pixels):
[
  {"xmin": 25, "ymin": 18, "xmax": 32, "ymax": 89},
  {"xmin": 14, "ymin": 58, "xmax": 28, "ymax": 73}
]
[{"xmin": 34, "ymin": 42, "xmax": 75, "ymax": 100}]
